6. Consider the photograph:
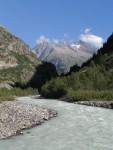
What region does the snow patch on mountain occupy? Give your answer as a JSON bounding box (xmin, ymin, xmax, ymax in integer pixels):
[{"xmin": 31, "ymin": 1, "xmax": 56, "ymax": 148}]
[{"xmin": 70, "ymin": 43, "xmax": 81, "ymax": 49}]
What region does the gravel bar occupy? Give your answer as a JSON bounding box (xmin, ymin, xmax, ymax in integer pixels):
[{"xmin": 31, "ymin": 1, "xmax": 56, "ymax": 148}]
[{"xmin": 0, "ymin": 101, "xmax": 58, "ymax": 139}]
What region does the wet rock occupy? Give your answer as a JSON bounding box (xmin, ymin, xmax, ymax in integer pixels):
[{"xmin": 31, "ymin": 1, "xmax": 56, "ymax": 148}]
[{"xmin": 26, "ymin": 131, "xmax": 31, "ymax": 134}]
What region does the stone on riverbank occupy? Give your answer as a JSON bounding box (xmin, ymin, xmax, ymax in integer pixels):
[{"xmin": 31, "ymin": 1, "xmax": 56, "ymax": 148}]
[
  {"xmin": 75, "ymin": 101, "xmax": 113, "ymax": 109},
  {"xmin": 0, "ymin": 101, "xmax": 58, "ymax": 139}
]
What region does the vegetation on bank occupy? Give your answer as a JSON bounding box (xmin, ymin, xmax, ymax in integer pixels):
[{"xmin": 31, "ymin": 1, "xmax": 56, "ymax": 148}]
[
  {"xmin": 41, "ymin": 75, "xmax": 113, "ymax": 101},
  {"xmin": 0, "ymin": 61, "xmax": 57, "ymax": 102},
  {"xmin": 65, "ymin": 89, "xmax": 113, "ymax": 101},
  {"xmin": 0, "ymin": 88, "xmax": 38, "ymax": 102},
  {"xmin": 41, "ymin": 34, "xmax": 113, "ymax": 101}
]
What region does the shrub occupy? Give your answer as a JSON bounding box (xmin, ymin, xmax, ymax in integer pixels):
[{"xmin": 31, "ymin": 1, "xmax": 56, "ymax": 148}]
[
  {"xmin": 0, "ymin": 88, "xmax": 38, "ymax": 102},
  {"xmin": 41, "ymin": 77, "xmax": 67, "ymax": 98},
  {"xmin": 65, "ymin": 89, "xmax": 113, "ymax": 102}
]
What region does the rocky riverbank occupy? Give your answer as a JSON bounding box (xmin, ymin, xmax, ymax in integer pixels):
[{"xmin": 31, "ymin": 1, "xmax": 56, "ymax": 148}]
[
  {"xmin": 75, "ymin": 101, "xmax": 113, "ymax": 109},
  {"xmin": 61, "ymin": 97, "xmax": 113, "ymax": 109},
  {"xmin": 0, "ymin": 101, "xmax": 58, "ymax": 140}
]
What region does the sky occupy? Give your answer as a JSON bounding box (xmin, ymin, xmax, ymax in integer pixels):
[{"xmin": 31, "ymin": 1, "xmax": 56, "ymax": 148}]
[{"xmin": 0, "ymin": 0, "xmax": 113, "ymax": 48}]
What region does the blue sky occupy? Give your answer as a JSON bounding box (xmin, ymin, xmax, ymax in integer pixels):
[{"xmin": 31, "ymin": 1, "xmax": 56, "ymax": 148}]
[{"xmin": 0, "ymin": 0, "xmax": 113, "ymax": 47}]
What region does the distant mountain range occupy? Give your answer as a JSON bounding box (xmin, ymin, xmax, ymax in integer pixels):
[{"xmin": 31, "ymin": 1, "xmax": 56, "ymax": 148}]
[
  {"xmin": 33, "ymin": 40, "xmax": 97, "ymax": 73},
  {"xmin": 0, "ymin": 25, "xmax": 98, "ymax": 89}
]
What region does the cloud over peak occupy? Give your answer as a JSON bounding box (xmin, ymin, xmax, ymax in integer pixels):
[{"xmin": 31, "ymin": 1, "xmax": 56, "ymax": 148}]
[
  {"xmin": 84, "ymin": 28, "xmax": 92, "ymax": 34},
  {"xmin": 52, "ymin": 39, "xmax": 59, "ymax": 44},
  {"xmin": 80, "ymin": 28, "xmax": 104, "ymax": 48},
  {"xmin": 36, "ymin": 35, "xmax": 50, "ymax": 44},
  {"xmin": 36, "ymin": 29, "xmax": 104, "ymax": 49}
]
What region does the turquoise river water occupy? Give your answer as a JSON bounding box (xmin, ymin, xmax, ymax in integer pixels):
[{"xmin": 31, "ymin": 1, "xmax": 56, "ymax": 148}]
[{"xmin": 0, "ymin": 96, "xmax": 113, "ymax": 150}]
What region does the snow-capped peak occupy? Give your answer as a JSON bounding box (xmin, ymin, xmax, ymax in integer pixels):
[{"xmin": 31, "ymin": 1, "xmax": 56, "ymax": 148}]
[{"xmin": 70, "ymin": 43, "xmax": 81, "ymax": 49}]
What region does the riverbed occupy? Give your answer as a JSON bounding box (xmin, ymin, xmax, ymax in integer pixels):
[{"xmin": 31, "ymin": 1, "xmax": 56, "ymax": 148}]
[{"xmin": 0, "ymin": 96, "xmax": 113, "ymax": 150}]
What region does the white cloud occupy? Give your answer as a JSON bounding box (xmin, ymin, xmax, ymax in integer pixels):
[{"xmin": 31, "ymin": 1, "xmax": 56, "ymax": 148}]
[
  {"xmin": 80, "ymin": 28, "xmax": 104, "ymax": 48},
  {"xmin": 84, "ymin": 28, "xmax": 92, "ymax": 34},
  {"xmin": 36, "ymin": 35, "xmax": 50, "ymax": 44},
  {"xmin": 36, "ymin": 33, "xmax": 70, "ymax": 45},
  {"xmin": 36, "ymin": 31, "xmax": 104, "ymax": 48},
  {"xmin": 52, "ymin": 39, "xmax": 59, "ymax": 44}
]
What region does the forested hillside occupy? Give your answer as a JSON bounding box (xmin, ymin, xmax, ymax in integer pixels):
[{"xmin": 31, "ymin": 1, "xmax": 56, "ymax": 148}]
[{"xmin": 41, "ymin": 33, "xmax": 113, "ymax": 101}]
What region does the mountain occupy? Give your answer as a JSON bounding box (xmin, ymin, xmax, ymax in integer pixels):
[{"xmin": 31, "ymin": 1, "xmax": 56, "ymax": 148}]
[
  {"xmin": 33, "ymin": 40, "xmax": 97, "ymax": 73},
  {"xmin": 0, "ymin": 25, "xmax": 41, "ymax": 89},
  {"xmin": 41, "ymin": 33, "xmax": 113, "ymax": 100}
]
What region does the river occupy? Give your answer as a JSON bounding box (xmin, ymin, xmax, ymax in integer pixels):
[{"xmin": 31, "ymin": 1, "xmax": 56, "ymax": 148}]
[{"xmin": 0, "ymin": 96, "xmax": 113, "ymax": 150}]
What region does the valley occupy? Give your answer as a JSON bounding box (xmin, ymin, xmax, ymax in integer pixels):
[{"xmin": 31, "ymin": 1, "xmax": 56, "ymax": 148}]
[
  {"xmin": 0, "ymin": 0, "xmax": 113, "ymax": 149},
  {"xmin": 0, "ymin": 26, "xmax": 113, "ymax": 150}
]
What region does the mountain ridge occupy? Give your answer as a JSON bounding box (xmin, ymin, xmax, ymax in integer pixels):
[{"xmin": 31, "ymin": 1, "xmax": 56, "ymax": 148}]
[
  {"xmin": 0, "ymin": 25, "xmax": 41, "ymax": 88},
  {"xmin": 33, "ymin": 40, "xmax": 97, "ymax": 73},
  {"xmin": 41, "ymin": 33, "xmax": 113, "ymax": 100}
]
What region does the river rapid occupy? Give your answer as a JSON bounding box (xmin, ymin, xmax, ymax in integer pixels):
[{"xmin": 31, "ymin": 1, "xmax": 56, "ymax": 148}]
[{"xmin": 0, "ymin": 96, "xmax": 113, "ymax": 150}]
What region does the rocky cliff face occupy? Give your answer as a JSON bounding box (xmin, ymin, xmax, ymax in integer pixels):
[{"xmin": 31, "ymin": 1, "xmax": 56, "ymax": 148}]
[
  {"xmin": 34, "ymin": 41, "xmax": 97, "ymax": 73},
  {"xmin": 0, "ymin": 25, "xmax": 41, "ymax": 88}
]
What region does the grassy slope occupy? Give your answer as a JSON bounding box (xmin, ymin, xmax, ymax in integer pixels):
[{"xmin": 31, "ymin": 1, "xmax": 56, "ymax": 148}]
[
  {"xmin": 0, "ymin": 88, "xmax": 38, "ymax": 102},
  {"xmin": 0, "ymin": 26, "xmax": 41, "ymax": 85}
]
